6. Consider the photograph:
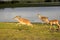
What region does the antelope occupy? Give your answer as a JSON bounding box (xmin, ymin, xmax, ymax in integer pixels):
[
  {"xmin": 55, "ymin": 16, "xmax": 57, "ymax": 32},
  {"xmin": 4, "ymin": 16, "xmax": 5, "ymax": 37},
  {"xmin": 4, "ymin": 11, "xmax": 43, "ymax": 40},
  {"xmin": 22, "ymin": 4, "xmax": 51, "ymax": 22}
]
[
  {"xmin": 37, "ymin": 14, "xmax": 60, "ymax": 30},
  {"xmin": 13, "ymin": 16, "xmax": 33, "ymax": 27},
  {"xmin": 46, "ymin": 19, "xmax": 60, "ymax": 30},
  {"xmin": 37, "ymin": 14, "xmax": 48, "ymax": 23}
]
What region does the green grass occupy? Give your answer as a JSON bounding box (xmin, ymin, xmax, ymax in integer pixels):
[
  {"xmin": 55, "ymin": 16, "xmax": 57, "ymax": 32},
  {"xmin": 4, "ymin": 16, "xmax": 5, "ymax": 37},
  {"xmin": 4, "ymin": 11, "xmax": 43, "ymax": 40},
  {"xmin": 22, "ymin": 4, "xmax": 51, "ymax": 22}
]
[{"xmin": 0, "ymin": 22, "xmax": 60, "ymax": 40}]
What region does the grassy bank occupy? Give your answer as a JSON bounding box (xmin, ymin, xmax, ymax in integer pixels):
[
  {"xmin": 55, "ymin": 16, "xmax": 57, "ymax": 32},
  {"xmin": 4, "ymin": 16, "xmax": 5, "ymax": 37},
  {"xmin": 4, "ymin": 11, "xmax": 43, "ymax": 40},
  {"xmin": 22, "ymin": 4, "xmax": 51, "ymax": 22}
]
[{"xmin": 0, "ymin": 22, "xmax": 60, "ymax": 40}]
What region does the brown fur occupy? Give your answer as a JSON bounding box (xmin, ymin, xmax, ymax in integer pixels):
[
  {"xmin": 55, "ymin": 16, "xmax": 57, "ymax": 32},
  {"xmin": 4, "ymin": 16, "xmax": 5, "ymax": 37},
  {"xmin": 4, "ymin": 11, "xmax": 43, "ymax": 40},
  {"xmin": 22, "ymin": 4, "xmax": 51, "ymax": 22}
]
[
  {"xmin": 37, "ymin": 14, "xmax": 48, "ymax": 23},
  {"xmin": 13, "ymin": 16, "xmax": 33, "ymax": 27},
  {"xmin": 48, "ymin": 20, "xmax": 60, "ymax": 29},
  {"xmin": 37, "ymin": 14, "xmax": 60, "ymax": 29}
]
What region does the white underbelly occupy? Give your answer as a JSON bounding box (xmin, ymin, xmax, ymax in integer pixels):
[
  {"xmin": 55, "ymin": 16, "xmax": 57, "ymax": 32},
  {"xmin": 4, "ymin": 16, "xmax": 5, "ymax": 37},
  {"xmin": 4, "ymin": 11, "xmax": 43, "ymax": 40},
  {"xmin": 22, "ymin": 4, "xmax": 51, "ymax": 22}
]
[{"xmin": 20, "ymin": 22, "xmax": 26, "ymax": 24}]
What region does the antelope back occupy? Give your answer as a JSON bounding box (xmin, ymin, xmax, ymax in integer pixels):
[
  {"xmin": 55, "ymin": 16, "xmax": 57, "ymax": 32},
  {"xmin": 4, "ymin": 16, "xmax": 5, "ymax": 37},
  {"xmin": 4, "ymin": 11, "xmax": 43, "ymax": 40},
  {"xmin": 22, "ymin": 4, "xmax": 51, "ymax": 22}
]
[
  {"xmin": 49, "ymin": 20, "xmax": 59, "ymax": 24},
  {"xmin": 19, "ymin": 18, "xmax": 31, "ymax": 24},
  {"xmin": 19, "ymin": 18, "xmax": 33, "ymax": 26}
]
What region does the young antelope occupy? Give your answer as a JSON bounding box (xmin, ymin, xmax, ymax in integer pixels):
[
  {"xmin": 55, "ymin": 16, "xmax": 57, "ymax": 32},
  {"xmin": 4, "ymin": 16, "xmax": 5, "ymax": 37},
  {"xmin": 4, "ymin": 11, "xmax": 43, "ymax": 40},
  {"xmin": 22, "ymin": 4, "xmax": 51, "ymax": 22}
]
[{"xmin": 13, "ymin": 16, "xmax": 33, "ymax": 27}]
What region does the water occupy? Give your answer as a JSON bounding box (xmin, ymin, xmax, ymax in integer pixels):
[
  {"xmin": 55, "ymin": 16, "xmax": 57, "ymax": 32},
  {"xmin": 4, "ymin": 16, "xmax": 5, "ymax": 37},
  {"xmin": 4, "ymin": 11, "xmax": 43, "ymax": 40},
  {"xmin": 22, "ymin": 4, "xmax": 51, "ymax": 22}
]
[{"xmin": 0, "ymin": 7, "xmax": 60, "ymax": 22}]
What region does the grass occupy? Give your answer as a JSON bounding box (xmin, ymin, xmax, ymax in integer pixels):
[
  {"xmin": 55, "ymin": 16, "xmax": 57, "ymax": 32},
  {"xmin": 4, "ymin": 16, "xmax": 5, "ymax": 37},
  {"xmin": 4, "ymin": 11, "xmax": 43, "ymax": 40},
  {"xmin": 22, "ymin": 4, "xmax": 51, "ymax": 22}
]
[{"xmin": 0, "ymin": 22, "xmax": 60, "ymax": 40}]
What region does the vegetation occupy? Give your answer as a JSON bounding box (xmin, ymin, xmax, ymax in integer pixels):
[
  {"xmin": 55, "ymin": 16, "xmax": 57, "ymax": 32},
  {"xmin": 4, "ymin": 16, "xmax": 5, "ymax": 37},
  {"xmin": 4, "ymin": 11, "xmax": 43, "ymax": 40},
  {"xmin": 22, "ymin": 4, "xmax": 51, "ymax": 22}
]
[
  {"xmin": 0, "ymin": 1, "xmax": 60, "ymax": 8},
  {"xmin": 0, "ymin": 22, "xmax": 60, "ymax": 40}
]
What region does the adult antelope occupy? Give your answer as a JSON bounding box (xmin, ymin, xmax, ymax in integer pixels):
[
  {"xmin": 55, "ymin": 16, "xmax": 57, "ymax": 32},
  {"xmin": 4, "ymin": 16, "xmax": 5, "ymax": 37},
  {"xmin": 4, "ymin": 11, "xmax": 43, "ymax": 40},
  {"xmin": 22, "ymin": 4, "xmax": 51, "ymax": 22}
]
[
  {"xmin": 37, "ymin": 14, "xmax": 48, "ymax": 23},
  {"xmin": 13, "ymin": 16, "xmax": 33, "ymax": 27},
  {"xmin": 46, "ymin": 19, "xmax": 60, "ymax": 30}
]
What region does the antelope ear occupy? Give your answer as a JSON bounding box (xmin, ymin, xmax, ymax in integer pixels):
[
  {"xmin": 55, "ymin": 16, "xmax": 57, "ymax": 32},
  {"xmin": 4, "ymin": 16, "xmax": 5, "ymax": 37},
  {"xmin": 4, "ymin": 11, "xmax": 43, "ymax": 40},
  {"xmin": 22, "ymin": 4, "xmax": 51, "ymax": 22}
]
[
  {"xmin": 15, "ymin": 16, "xmax": 18, "ymax": 17},
  {"xmin": 37, "ymin": 14, "xmax": 42, "ymax": 16}
]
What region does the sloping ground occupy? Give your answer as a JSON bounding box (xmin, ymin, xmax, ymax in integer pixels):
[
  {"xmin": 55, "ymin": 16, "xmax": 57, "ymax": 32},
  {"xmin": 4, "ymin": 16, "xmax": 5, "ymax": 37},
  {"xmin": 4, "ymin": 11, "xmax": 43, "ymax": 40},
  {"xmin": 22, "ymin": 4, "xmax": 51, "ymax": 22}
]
[{"xmin": 0, "ymin": 22, "xmax": 60, "ymax": 40}]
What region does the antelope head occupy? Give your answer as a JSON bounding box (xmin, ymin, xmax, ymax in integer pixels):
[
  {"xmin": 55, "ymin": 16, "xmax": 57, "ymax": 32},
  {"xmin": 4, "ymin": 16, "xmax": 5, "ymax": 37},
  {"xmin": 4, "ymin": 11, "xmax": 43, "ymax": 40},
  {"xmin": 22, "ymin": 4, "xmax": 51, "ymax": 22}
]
[
  {"xmin": 13, "ymin": 16, "xmax": 21, "ymax": 20},
  {"xmin": 37, "ymin": 14, "xmax": 42, "ymax": 18}
]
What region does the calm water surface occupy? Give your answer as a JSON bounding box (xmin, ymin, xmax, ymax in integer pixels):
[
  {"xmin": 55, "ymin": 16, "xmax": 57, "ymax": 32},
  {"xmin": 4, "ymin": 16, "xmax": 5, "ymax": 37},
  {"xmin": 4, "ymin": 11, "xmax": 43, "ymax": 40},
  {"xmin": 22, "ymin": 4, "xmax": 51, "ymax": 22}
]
[{"xmin": 0, "ymin": 7, "xmax": 60, "ymax": 22}]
